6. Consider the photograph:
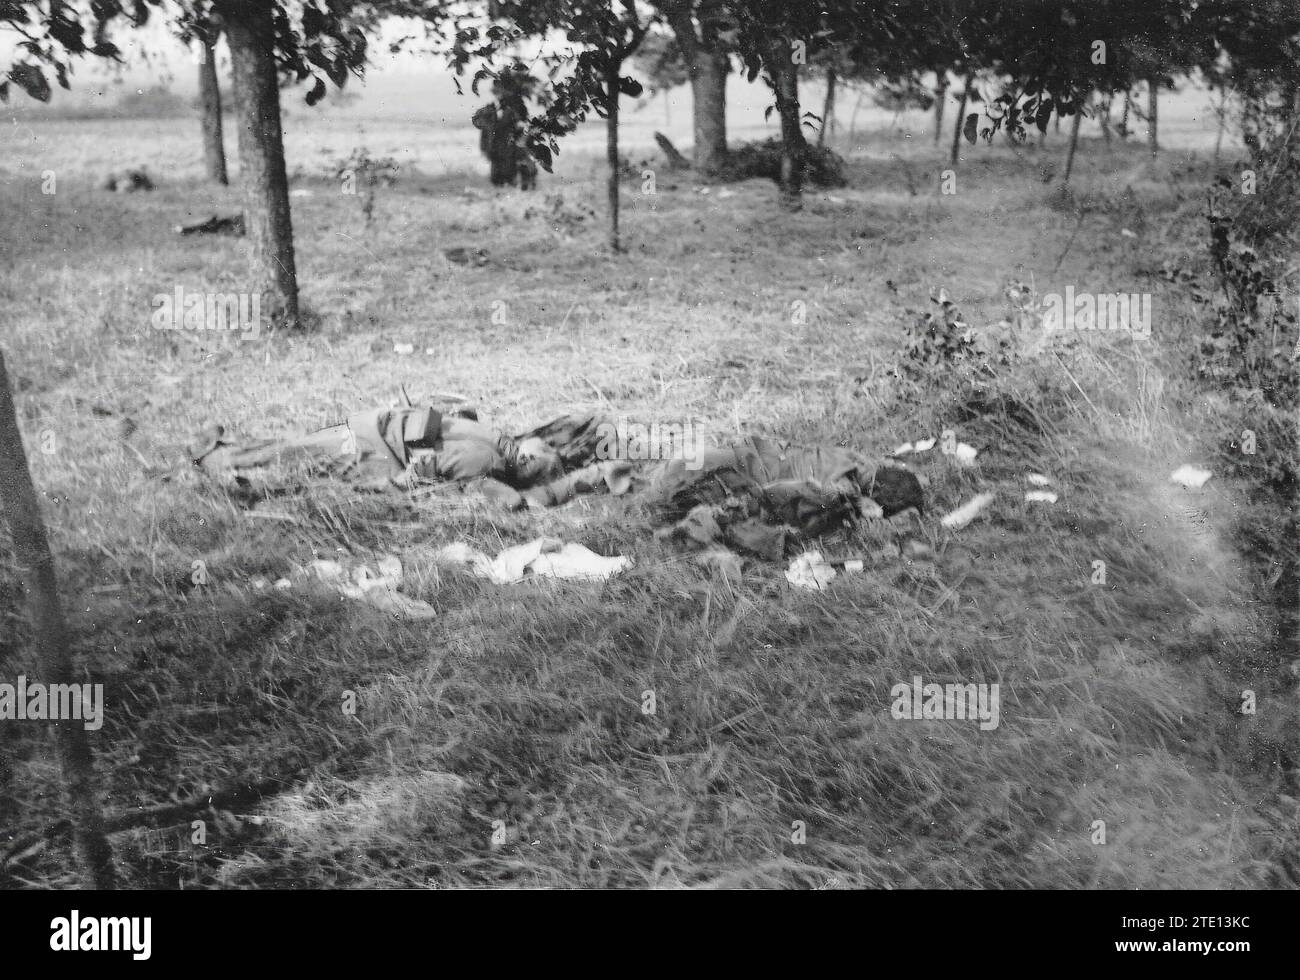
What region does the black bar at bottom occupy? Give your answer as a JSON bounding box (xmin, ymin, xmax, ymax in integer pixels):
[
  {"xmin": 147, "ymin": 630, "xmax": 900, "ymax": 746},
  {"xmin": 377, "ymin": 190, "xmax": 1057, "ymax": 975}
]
[{"xmin": 2, "ymin": 888, "xmax": 1282, "ymax": 967}]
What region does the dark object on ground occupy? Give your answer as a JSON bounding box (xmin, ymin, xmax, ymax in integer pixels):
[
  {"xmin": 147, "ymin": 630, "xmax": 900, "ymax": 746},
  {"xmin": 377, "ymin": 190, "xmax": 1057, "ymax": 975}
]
[
  {"xmin": 176, "ymin": 214, "xmax": 245, "ymax": 236},
  {"xmin": 443, "ymin": 246, "xmax": 490, "ymax": 267},
  {"xmin": 869, "ymin": 465, "xmax": 926, "ymax": 517},
  {"xmin": 472, "ymin": 102, "xmax": 537, "ymax": 191},
  {"xmin": 520, "ymin": 418, "xmax": 924, "ymax": 557},
  {"xmin": 192, "ymin": 406, "xmax": 922, "ymax": 563},
  {"xmin": 102, "ymin": 168, "xmax": 154, "ymax": 192},
  {"xmin": 717, "ymin": 138, "xmax": 847, "ymax": 189},
  {"xmin": 654, "ymin": 132, "xmax": 692, "ymax": 170}
]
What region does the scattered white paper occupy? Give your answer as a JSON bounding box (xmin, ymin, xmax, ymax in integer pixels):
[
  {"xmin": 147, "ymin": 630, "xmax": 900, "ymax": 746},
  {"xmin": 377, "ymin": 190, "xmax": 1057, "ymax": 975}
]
[
  {"xmin": 1027, "ymin": 473, "xmax": 1052, "ymax": 486},
  {"xmin": 528, "ymin": 544, "xmax": 631, "ymax": 581},
  {"xmin": 436, "ymin": 537, "xmax": 630, "ymax": 585},
  {"xmin": 1025, "ymin": 490, "xmax": 1058, "ymax": 503},
  {"xmin": 287, "ymin": 556, "xmax": 437, "ymax": 619},
  {"xmin": 785, "ymin": 551, "xmax": 837, "ymax": 591},
  {"xmin": 941, "ymin": 492, "xmax": 996, "ymax": 530},
  {"xmin": 953, "ymin": 443, "xmax": 979, "ymax": 464},
  {"xmin": 1170, "ymin": 465, "xmax": 1212, "ymax": 489}
]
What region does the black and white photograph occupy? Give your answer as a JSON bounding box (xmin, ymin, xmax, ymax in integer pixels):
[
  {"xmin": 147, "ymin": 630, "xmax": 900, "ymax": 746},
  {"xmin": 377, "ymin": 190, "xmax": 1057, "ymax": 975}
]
[{"xmin": 0, "ymin": 0, "xmax": 1295, "ymax": 935}]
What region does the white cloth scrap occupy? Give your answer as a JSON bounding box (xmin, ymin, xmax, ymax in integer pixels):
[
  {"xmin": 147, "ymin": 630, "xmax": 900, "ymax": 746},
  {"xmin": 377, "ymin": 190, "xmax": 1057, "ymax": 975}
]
[
  {"xmin": 436, "ymin": 537, "xmax": 630, "ymax": 585},
  {"xmin": 1170, "ymin": 465, "xmax": 1212, "ymax": 489},
  {"xmin": 785, "ymin": 551, "xmax": 838, "ymax": 591},
  {"xmin": 265, "ymin": 556, "xmax": 438, "ymax": 619},
  {"xmin": 893, "ymin": 437, "xmax": 937, "ymax": 456}
]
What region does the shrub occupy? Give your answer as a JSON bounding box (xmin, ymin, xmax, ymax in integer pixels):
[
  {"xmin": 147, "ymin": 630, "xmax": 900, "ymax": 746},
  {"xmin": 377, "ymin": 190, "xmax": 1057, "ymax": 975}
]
[
  {"xmin": 894, "ymin": 288, "xmax": 1015, "ymax": 386},
  {"xmin": 717, "ymin": 138, "xmax": 847, "ymax": 188}
]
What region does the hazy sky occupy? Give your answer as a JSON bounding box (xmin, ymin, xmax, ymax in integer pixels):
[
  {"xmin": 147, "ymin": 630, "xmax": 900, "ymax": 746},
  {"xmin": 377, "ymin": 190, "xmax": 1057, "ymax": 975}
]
[
  {"xmin": 1, "ymin": 12, "xmax": 788, "ymax": 125},
  {"xmin": 2, "ymin": 10, "xmax": 1221, "ymax": 140}
]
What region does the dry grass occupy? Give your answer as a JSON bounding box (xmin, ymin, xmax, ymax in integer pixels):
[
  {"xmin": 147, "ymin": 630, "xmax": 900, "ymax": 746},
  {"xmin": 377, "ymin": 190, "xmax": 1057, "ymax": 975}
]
[{"xmin": 0, "ymin": 116, "xmax": 1294, "ymax": 889}]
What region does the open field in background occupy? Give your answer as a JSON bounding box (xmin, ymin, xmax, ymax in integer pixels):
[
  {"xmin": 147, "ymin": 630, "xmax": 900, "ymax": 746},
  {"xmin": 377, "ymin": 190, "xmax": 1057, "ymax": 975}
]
[
  {"xmin": 1, "ymin": 75, "xmax": 1235, "ymax": 182},
  {"xmin": 0, "ymin": 97, "xmax": 1295, "ymax": 887}
]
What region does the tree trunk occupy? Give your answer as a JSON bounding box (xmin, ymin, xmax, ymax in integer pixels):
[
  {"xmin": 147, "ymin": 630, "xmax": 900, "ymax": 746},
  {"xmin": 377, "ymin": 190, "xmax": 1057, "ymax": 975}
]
[
  {"xmin": 0, "ymin": 352, "xmax": 116, "ymax": 888},
  {"xmin": 1119, "ymin": 90, "xmax": 1131, "ymax": 139},
  {"xmin": 848, "ymin": 87, "xmax": 864, "ymax": 148},
  {"xmin": 950, "ymin": 75, "xmax": 971, "ymax": 167},
  {"xmin": 690, "ymin": 49, "xmax": 728, "ymax": 174},
  {"xmin": 670, "ymin": 10, "xmax": 728, "ymax": 176},
  {"xmin": 1147, "ymin": 77, "xmax": 1159, "ymax": 156},
  {"xmin": 224, "ymin": 3, "xmax": 298, "ymax": 327},
  {"xmin": 769, "ymin": 43, "xmax": 804, "ymax": 210},
  {"xmin": 933, "ymin": 72, "xmax": 948, "ymax": 144},
  {"xmin": 1213, "ymin": 88, "xmax": 1228, "ymax": 163},
  {"xmin": 197, "ymin": 33, "xmax": 228, "ymax": 185},
  {"xmin": 1062, "ymin": 108, "xmax": 1083, "ymax": 184},
  {"xmin": 818, "ymin": 69, "xmax": 836, "ymax": 147},
  {"xmin": 1241, "ymin": 95, "xmax": 1261, "ymax": 160},
  {"xmin": 1099, "ymin": 92, "xmax": 1113, "ymax": 143},
  {"xmin": 606, "ymin": 64, "xmax": 622, "ymax": 252}
]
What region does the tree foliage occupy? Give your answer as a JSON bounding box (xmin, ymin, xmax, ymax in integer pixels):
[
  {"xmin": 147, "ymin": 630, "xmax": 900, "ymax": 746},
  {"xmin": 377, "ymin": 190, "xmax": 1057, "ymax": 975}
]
[{"xmin": 0, "ymin": 1, "xmax": 393, "ymax": 105}]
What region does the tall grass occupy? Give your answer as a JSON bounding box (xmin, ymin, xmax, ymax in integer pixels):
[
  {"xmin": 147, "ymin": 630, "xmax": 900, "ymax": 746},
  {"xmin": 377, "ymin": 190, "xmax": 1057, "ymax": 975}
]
[{"xmin": 0, "ymin": 122, "xmax": 1294, "ymax": 888}]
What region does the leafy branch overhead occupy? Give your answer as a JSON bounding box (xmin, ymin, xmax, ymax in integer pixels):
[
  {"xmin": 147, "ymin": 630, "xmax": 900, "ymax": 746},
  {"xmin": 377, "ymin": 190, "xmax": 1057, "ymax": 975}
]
[
  {"xmin": 447, "ymin": 1, "xmax": 652, "ymax": 174},
  {"xmin": 0, "ymin": 0, "xmax": 396, "ymax": 106}
]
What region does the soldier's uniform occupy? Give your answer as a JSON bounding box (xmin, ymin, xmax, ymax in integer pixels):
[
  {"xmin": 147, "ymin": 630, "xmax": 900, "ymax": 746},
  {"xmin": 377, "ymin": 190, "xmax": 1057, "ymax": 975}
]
[
  {"xmin": 195, "ymin": 407, "xmax": 554, "ymax": 495},
  {"xmin": 194, "ymin": 408, "xmax": 923, "ymax": 559}
]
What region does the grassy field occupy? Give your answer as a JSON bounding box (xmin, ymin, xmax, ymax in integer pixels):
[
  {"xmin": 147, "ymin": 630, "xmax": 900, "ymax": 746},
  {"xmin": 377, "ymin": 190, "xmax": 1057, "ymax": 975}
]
[{"xmin": 0, "ymin": 100, "xmax": 1295, "ymax": 888}]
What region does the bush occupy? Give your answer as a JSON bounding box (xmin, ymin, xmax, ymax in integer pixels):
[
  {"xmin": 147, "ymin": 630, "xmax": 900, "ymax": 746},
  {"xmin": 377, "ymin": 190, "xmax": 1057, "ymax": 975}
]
[
  {"xmin": 1199, "ymin": 82, "xmax": 1299, "ymax": 403},
  {"xmin": 717, "ymin": 138, "xmax": 847, "ymax": 188},
  {"xmin": 893, "ymin": 288, "xmax": 1015, "ymax": 386}
]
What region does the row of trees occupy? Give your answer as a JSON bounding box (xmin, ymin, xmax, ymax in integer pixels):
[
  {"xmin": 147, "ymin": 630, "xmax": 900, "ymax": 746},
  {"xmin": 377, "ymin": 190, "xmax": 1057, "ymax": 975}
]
[{"xmin": 4, "ymin": 1, "xmax": 1296, "ymax": 326}]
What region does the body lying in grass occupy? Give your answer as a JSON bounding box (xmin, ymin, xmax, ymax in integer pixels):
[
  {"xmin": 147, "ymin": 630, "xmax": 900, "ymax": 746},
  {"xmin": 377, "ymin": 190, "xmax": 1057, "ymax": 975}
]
[{"xmin": 193, "ymin": 406, "xmax": 923, "ymax": 559}]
